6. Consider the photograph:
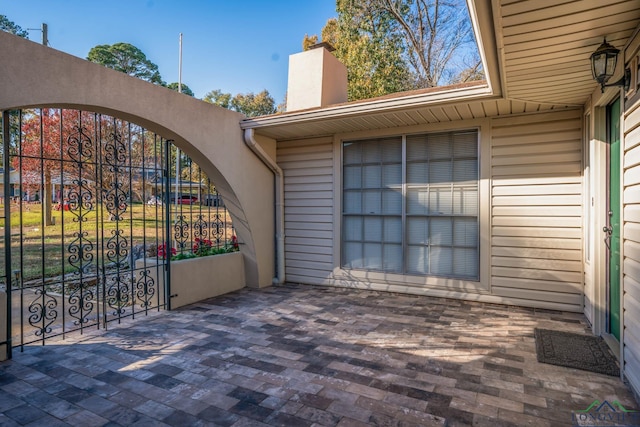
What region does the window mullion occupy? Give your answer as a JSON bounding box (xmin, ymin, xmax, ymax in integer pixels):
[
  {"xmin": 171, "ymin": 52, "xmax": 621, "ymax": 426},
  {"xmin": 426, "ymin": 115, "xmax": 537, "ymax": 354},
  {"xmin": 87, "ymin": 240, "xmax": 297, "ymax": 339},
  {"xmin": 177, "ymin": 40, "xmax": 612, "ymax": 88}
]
[
  {"xmin": 360, "ymin": 158, "xmax": 365, "ymax": 263},
  {"xmin": 401, "ymin": 135, "xmax": 407, "ymax": 275}
]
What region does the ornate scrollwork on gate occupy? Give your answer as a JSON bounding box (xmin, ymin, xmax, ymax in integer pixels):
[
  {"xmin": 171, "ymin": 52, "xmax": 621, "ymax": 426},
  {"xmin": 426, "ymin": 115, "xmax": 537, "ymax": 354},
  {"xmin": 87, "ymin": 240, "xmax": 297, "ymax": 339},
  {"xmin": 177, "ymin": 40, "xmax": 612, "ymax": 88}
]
[
  {"xmin": 67, "ymin": 124, "xmax": 93, "ymax": 163},
  {"xmin": 103, "ymin": 180, "xmax": 128, "ymax": 221},
  {"xmin": 68, "ymin": 285, "xmax": 95, "ymax": 325},
  {"xmin": 106, "ymin": 274, "xmax": 130, "ymax": 315},
  {"xmin": 174, "ymin": 215, "xmax": 189, "ymax": 249},
  {"xmin": 106, "ymin": 229, "xmax": 128, "ymax": 267},
  {"xmin": 8, "ymin": 109, "xmax": 178, "ymax": 348},
  {"xmin": 104, "ymin": 206, "xmax": 130, "ymax": 316},
  {"xmin": 102, "ymin": 125, "xmax": 131, "ymax": 316},
  {"xmin": 211, "ymin": 214, "xmax": 225, "ymax": 244},
  {"xmin": 136, "ymin": 270, "xmax": 156, "ymax": 309},
  {"xmin": 66, "ymin": 125, "xmax": 96, "ymax": 326},
  {"xmin": 67, "ymin": 229, "xmax": 95, "ymax": 325},
  {"xmin": 193, "ymin": 214, "xmax": 208, "ymax": 241},
  {"xmin": 103, "ymin": 127, "xmax": 129, "ymax": 221},
  {"xmin": 28, "ymin": 289, "xmax": 58, "ymax": 336},
  {"xmin": 103, "ymin": 125, "xmax": 128, "ymax": 167},
  {"xmin": 67, "ymin": 178, "xmax": 95, "ymax": 212}
]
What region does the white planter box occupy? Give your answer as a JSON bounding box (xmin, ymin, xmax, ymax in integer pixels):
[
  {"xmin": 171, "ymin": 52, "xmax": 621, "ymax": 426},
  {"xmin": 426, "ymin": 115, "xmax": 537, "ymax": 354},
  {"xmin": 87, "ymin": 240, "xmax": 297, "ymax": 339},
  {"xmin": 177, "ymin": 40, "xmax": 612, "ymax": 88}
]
[{"xmin": 135, "ymin": 251, "xmax": 245, "ymax": 309}]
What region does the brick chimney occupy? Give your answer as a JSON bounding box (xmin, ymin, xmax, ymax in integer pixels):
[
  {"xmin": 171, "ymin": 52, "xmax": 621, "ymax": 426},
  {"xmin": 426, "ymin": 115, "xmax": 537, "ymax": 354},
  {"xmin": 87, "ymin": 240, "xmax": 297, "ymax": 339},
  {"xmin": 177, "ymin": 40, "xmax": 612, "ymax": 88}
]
[{"xmin": 286, "ymin": 42, "xmax": 347, "ymax": 112}]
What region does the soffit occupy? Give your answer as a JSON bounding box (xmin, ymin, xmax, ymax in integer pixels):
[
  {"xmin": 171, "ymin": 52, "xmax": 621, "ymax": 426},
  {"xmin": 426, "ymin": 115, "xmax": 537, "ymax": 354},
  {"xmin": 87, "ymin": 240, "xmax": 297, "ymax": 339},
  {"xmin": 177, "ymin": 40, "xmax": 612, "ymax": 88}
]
[
  {"xmin": 243, "ymin": 0, "xmax": 616, "ymax": 142},
  {"xmin": 244, "ymin": 95, "xmax": 573, "ymax": 141},
  {"xmin": 497, "ymin": 0, "xmax": 640, "ymax": 106}
]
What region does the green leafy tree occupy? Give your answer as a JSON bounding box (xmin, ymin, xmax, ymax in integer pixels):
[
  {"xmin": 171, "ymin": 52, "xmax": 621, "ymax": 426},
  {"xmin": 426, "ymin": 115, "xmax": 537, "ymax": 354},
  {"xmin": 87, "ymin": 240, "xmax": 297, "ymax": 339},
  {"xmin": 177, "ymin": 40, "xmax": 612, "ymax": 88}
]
[
  {"xmin": 305, "ymin": 0, "xmax": 482, "ymax": 100},
  {"xmin": 231, "ymin": 90, "xmax": 277, "ymax": 117},
  {"xmin": 203, "ymin": 89, "xmax": 232, "ymax": 108},
  {"xmin": 0, "ymin": 15, "xmax": 28, "ymax": 37},
  {"xmin": 203, "ymin": 89, "xmax": 276, "ymax": 117},
  {"xmin": 166, "ymin": 82, "xmax": 195, "ymax": 96},
  {"xmin": 306, "ymin": 3, "xmax": 411, "ymax": 101},
  {"xmin": 87, "ymin": 43, "xmax": 164, "ymax": 84}
]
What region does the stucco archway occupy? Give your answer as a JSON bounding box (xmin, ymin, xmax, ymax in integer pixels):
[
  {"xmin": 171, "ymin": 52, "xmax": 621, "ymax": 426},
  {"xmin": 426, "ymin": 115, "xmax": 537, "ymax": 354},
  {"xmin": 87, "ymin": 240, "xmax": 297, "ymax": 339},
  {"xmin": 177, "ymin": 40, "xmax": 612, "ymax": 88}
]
[{"xmin": 0, "ymin": 31, "xmax": 274, "ymax": 288}]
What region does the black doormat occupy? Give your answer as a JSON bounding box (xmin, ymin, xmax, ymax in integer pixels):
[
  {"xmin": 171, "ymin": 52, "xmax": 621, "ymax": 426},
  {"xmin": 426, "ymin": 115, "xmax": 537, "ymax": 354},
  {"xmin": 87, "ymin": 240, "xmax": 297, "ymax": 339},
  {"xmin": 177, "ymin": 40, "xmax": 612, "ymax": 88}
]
[{"xmin": 534, "ymin": 328, "xmax": 620, "ymax": 376}]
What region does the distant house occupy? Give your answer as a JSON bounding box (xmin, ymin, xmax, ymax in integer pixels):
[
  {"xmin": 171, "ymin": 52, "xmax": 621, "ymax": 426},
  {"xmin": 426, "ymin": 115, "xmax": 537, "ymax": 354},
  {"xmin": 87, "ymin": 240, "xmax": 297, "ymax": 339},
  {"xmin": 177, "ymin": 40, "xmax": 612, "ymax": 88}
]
[
  {"xmin": 241, "ymin": 0, "xmax": 640, "ymax": 398},
  {"xmin": 0, "ymin": 168, "xmax": 20, "ymax": 200}
]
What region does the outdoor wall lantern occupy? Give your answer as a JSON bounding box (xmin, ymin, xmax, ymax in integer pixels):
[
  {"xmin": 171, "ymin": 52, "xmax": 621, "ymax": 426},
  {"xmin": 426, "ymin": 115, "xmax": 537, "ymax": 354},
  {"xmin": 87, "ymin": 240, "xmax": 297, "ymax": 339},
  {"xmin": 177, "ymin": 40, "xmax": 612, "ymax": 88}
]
[{"xmin": 590, "ymin": 38, "xmax": 630, "ymax": 93}]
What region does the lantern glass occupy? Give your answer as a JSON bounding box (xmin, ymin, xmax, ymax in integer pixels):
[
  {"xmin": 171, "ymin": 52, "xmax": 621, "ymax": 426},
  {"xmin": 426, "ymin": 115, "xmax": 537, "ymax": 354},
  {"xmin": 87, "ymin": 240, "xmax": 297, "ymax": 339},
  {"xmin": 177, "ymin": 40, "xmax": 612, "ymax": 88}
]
[
  {"xmin": 605, "ymin": 53, "xmax": 617, "ymax": 76},
  {"xmin": 590, "ymin": 39, "xmax": 619, "ymax": 84},
  {"xmin": 591, "ymin": 53, "xmax": 607, "ymax": 80}
]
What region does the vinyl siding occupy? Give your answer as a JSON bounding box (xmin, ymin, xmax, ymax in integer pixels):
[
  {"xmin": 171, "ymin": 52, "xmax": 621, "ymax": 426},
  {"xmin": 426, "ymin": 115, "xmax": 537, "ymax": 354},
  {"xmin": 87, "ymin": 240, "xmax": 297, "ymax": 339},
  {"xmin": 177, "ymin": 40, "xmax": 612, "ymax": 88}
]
[
  {"xmin": 278, "ymin": 137, "xmax": 334, "ymax": 284},
  {"xmin": 623, "ymin": 97, "xmax": 640, "ymax": 395},
  {"xmin": 279, "ymin": 110, "xmax": 584, "ymax": 311},
  {"xmin": 491, "ymin": 110, "xmax": 584, "ymax": 311}
]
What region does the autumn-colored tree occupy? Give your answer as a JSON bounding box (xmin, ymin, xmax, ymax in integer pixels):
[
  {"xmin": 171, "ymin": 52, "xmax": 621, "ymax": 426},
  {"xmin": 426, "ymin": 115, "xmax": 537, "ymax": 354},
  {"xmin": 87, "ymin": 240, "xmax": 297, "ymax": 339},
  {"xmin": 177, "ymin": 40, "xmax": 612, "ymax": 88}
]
[
  {"xmin": 18, "ymin": 109, "xmax": 94, "ymax": 225},
  {"xmin": 18, "ymin": 110, "xmax": 163, "ymax": 225},
  {"xmin": 203, "ymin": 89, "xmax": 276, "ymax": 117}
]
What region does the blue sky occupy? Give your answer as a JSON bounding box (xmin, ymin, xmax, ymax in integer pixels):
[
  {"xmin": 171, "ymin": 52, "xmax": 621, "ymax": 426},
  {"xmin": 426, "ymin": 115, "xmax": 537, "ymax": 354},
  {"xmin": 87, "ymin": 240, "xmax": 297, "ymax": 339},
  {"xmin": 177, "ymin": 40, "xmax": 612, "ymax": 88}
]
[{"xmin": 3, "ymin": 0, "xmax": 337, "ymax": 103}]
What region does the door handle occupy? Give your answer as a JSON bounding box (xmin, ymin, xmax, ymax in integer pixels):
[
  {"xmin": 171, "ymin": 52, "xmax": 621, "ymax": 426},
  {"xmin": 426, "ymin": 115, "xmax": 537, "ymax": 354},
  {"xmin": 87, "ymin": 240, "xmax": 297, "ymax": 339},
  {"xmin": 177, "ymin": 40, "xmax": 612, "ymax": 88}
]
[{"xmin": 603, "ymin": 226, "xmax": 612, "ymax": 250}]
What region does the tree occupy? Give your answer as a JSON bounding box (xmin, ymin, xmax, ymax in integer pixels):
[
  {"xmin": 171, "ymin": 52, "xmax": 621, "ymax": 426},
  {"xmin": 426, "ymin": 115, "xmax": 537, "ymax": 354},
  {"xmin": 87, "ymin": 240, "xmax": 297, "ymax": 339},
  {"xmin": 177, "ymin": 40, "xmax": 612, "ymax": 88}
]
[
  {"xmin": 166, "ymin": 82, "xmax": 195, "ymax": 97},
  {"xmin": 203, "ymin": 89, "xmax": 232, "ymax": 109},
  {"xmin": 448, "ymin": 56, "xmax": 484, "ymax": 84},
  {"xmin": 18, "ymin": 109, "xmax": 84, "ymax": 226},
  {"xmin": 18, "ymin": 109, "xmax": 162, "ymax": 225},
  {"xmin": 87, "ymin": 43, "xmax": 164, "ymax": 84},
  {"xmin": 203, "ymin": 89, "xmax": 276, "ymax": 117},
  {"xmin": 306, "ymin": 4, "xmax": 412, "ymax": 101},
  {"xmin": 306, "ymin": 0, "xmax": 482, "ymax": 100},
  {"xmin": 302, "ymin": 34, "xmax": 318, "ymax": 51},
  {"xmin": 231, "ymin": 91, "xmax": 277, "ymax": 117},
  {"xmin": 373, "ymin": 0, "xmax": 481, "ymax": 87},
  {"xmin": 0, "ymin": 15, "xmax": 28, "ymax": 37}
]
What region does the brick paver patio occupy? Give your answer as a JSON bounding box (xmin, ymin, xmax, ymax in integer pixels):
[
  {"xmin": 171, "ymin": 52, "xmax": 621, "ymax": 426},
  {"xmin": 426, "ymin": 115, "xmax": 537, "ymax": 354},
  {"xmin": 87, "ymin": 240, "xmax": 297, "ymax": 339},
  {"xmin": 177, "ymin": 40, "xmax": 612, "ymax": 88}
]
[{"xmin": 0, "ymin": 283, "xmax": 637, "ymax": 426}]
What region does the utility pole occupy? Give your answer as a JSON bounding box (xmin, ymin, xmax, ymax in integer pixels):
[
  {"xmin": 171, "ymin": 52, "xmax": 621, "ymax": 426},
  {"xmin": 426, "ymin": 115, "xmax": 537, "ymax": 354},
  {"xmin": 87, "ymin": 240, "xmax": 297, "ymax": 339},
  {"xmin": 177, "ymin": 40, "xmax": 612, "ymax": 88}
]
[
  {"xmin": 175, "ymin": 33, "xmax": 183, "ymax": 215},
  {"xmin": 41, "ymin": 23, "xmax": 48, "ymax": 46},
  {"xmin": 178, "ymin": 33, "xmax": 183, "ymax": 93}
]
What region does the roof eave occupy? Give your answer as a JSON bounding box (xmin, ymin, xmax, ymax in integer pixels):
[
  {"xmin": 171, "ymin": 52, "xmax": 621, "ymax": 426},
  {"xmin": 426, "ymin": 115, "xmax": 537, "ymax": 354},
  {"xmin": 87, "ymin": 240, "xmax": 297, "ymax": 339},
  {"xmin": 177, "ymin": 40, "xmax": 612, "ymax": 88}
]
[{"xmin": 241, "ymin": 84, "xmax": 495, "ymax": 130}]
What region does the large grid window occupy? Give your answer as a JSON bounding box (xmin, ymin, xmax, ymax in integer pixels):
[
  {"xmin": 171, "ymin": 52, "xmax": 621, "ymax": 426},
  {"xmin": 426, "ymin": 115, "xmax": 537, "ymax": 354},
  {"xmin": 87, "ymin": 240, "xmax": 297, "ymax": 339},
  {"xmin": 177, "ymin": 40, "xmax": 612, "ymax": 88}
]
[{"xmin": 342, "ymin": 130, "xmax": 479, "ymax": 280}]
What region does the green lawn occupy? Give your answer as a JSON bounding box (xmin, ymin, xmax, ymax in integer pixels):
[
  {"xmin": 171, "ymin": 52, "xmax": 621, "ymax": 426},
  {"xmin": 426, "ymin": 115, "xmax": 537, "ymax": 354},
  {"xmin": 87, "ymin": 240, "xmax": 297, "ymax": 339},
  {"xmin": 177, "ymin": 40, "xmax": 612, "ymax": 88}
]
[{"xmin": 0, "ymin": 201, "xmax": 234, "ymax": 284}]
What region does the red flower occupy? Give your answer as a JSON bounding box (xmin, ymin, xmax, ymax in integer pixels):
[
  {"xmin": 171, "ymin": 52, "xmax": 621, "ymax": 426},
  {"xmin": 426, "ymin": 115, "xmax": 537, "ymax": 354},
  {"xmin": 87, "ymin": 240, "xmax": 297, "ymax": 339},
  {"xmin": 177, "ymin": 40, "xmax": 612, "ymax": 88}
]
[
  {"xmin": 193, "ymin": 238, "xmax": 213, "ymax": 256},
  {"xmin": 157, "ymin": 243, "xmax": 176, "ymax": 259}
]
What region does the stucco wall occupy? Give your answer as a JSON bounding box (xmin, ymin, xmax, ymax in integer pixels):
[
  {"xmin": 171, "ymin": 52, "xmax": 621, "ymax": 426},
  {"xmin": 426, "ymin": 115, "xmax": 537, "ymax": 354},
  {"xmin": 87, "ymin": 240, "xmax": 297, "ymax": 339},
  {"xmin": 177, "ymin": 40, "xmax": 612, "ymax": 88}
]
[{"xmin": 0, "ymin": 31, "xmax": 274, "ymax": 289}]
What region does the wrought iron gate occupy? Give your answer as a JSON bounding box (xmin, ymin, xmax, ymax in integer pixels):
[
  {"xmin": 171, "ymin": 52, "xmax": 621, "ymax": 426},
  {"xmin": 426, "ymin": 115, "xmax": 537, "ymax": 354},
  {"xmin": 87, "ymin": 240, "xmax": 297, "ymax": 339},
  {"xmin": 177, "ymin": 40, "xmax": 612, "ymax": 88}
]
[{"xmin": 0, "ymin": 108, "xmax": 236, "ymax": 356}]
